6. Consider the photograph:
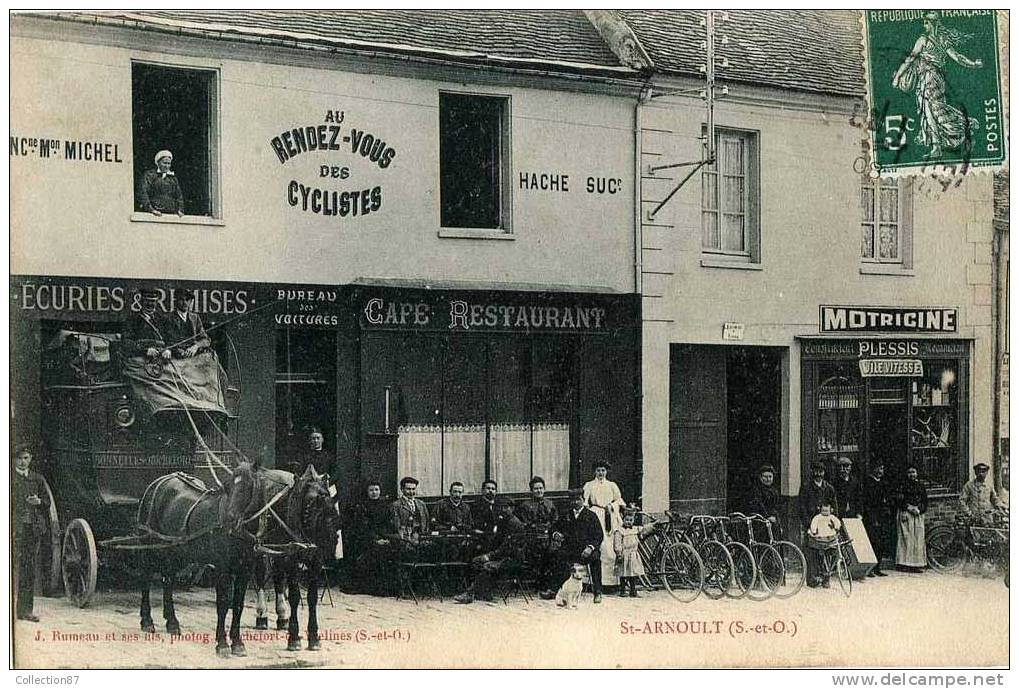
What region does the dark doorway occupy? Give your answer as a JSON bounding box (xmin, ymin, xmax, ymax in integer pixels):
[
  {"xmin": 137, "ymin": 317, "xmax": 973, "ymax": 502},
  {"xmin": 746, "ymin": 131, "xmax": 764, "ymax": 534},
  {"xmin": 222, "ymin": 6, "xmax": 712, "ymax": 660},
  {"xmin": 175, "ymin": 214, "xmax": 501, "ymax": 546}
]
[
  {"xmin": 870, "ymin": 402, "xmax": 909, "ymax": 484},
  {"xmin": 726, "ymin": 347, "xmax": 783, "ymax": 511},
  {"xmin": 275, "ymin": 330, "xmax": 336, "ymax": 466},
  {"xmin": 669, "ymin": 344, "xmax": 784, "ymax": 516}
]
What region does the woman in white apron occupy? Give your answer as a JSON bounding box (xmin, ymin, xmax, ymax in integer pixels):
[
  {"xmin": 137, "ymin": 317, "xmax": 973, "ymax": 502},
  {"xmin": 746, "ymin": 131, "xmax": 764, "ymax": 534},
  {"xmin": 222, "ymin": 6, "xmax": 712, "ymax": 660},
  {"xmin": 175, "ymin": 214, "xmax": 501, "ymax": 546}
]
[{"xmin": 582, "ymin": 460, "xmax": 626, "ymax": 587}]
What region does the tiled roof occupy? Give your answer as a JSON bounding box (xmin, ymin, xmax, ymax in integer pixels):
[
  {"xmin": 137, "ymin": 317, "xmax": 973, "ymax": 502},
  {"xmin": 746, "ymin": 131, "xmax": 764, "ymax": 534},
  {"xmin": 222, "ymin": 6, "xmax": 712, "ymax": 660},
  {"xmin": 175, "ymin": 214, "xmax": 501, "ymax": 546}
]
[
  {"xmin": 75, "ymin": 10, "xmax": 627, "ymax": 72},
  {"xmin": 618, "ymin": 10, "xmax": 866, "ymax": 97}
]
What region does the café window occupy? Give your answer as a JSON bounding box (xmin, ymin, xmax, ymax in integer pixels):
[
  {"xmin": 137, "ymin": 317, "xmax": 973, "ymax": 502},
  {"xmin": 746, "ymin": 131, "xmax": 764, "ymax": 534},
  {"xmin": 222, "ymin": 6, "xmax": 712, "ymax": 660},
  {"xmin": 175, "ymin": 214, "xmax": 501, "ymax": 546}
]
[
  {"xmin": 439, "ymin": 92, "xmax": 510, "ymax": 231},
  {"xmin": 860, "ymin": 176, "xmax": 913, "ymax": 271},
  {"xmin": 701, "ymin": 128, "xmax": 760, "ymax": 262},
  {"xmin": 132, "ymin": 62, "xmax": 219, "ymax": 218},
  {"xmin": 367, "ymin": 333, "xmax": 571, "ymax": 496}
]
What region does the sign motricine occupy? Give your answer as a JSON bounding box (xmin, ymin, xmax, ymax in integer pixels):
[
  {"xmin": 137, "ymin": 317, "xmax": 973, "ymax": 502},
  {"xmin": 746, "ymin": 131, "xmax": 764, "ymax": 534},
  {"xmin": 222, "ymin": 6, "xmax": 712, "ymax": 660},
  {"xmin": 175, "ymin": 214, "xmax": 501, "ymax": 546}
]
[{"xmin": 820, "ymin": 306, "xmax": 958, "ymax": 333}]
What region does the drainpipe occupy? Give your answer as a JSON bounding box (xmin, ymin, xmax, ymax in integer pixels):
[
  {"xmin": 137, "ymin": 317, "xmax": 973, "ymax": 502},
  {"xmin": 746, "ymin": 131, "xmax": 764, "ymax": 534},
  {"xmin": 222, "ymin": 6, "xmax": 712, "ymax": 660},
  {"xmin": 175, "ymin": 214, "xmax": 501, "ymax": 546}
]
[
  {"xmin": 992, "ymin": 222, "xmax": 1007, "ymax": 492},
  {"xmin": 634, "ymin": 82, "xmax": 653, "ymax": 294}
]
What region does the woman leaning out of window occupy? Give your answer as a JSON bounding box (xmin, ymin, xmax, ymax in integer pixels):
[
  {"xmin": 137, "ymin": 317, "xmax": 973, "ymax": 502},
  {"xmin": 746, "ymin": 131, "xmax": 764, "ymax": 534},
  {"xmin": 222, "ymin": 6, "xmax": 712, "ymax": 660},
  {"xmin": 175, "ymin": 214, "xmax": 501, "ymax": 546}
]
[{"xmin": 139, "ymin": 149, "xmax": 184, "ymax": 217}]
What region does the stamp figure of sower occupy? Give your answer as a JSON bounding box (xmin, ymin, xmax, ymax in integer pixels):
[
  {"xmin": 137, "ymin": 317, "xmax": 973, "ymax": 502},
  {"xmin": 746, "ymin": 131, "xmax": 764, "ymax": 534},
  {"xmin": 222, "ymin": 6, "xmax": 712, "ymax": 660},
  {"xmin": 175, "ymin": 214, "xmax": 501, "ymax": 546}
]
[{"xmin": 891, "ymin": 12, "xmax": 983, "ymax": 159}]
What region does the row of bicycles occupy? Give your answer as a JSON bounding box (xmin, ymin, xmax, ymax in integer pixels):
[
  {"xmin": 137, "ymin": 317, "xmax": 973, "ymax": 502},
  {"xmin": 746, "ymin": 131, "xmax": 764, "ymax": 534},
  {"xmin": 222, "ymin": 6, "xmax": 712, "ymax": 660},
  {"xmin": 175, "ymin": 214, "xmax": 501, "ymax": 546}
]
[{"xmin": 637, "ymin": 512, "xmax": 814, "ymax": 602}]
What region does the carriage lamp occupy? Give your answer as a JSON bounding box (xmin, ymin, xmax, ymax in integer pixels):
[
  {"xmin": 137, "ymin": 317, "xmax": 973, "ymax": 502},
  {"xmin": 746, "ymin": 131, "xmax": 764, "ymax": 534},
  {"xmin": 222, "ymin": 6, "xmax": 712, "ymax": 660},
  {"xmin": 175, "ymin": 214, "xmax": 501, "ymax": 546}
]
[{"xmin": 113, "ymin": 403, "xmax": 136, "ymax": 428}]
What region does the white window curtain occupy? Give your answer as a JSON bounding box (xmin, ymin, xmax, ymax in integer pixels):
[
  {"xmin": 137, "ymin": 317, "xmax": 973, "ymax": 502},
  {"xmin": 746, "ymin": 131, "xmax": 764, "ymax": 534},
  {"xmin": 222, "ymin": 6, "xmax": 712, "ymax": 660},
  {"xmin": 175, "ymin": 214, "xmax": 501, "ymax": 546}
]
[
  {"xmin": 397, "ymin": 424, "xmax": 443, "ymax": 496},
  {"xmin": 441, "ymin": 424, "xmax": 487, "ymax": 493},
  {"xmin": 532, "ymin": 423, "xmax": 570, "ymax": 491},
  {"xmin": 489, "ymin": 423, "xmax": 532, "ymax": 493}
]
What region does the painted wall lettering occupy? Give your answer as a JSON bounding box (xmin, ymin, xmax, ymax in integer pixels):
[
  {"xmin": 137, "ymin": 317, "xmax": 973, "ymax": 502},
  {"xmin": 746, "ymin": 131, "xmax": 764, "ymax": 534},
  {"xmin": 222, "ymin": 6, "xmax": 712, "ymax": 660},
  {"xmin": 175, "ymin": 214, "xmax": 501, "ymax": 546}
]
[{"xmin": 9, "ymin": 135, "xmax": 123, "ymax": 163}]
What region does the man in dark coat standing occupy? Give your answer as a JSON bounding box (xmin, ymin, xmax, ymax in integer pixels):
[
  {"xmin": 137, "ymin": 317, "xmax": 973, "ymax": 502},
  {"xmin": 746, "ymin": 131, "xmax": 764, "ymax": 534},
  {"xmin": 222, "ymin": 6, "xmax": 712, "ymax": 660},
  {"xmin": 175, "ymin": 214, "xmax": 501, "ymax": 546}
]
[
  {"xmin": 859, "ymin": 460, "xmax": 892, "ymax": 577},
  {"xmin": 745, "ymin": 464, "xmax": 783, "ymax": 537},
  {"xmin": 541, "ymin": 489, "xmax": 605, "ymax": 603},
  {"xmin": 14, "ymin": 447, "xmax": 50, "ymax": 622},
  {"xmin": 833, "ymin": 456, "xmax": 861, "ymax": 519}
]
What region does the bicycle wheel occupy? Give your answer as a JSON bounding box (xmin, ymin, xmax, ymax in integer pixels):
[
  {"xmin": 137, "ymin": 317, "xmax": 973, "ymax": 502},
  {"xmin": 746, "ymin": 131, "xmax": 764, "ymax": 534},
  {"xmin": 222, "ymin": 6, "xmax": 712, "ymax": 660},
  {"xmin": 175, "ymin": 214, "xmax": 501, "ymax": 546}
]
[
  {"xmin": 836, "ymin": 552, "xmax": 852, "ymax": 597},
  {"xmin": 926, "ymin": 527, "xmax": 968, "ymax": 572},
  {"xmin": 698, "ymin": 540, "xmax": 733, "ymax": 600},
  {"xmin": 659, "ymin": 542, "xmax": 704, "ymax": 603},
  {"xmin": 771, "ymin": 540, "xmax": 807, "ymax": 598},
  {"xmin": 747, "ymin": 543, "xmax": 784, "ymax": 601},
  {"xmin": 724, "ymin": 541, "xmax": 758, "ymax": 599}
]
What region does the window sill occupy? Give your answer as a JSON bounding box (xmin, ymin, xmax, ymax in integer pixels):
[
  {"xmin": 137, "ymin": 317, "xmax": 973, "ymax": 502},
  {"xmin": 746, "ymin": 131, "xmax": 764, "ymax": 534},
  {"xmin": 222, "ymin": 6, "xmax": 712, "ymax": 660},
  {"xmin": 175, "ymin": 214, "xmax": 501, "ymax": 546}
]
[
  {"xmin": 860, "ymin": 264, "xmax": 914, "ymax": 277},
  {"xmin": 700, "ymin": 257, "xmax": 762, "ymax": 271},
  {"xmin": 437, "ymin": 228, "xmax": 514, "ymax": 240},
  {"xmin": 130, "ymin": 212, "xmax": 225, "ymax": 227}
]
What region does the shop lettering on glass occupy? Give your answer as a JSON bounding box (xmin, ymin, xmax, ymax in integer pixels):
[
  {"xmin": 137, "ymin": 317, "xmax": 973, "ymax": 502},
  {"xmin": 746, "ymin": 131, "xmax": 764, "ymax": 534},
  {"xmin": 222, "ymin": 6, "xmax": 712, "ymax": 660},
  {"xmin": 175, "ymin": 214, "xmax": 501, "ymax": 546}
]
[
  {"xmin": 274, "ymin": 287, "xmax": 341, "ymax": 327},
  {"xmin": 16, "ymin": 283, "xmax": 249, "ymax": 315},
  {"xmin": 270, "ymin": 110, "xmax": 395, "ymax": 220},
  {"xmin": 819, "ymin": 306, "xmax": 958, "ymax": 334},
  {"xmin": 362, "ymin": 297, "xmax": 608, "ymax": 332}
]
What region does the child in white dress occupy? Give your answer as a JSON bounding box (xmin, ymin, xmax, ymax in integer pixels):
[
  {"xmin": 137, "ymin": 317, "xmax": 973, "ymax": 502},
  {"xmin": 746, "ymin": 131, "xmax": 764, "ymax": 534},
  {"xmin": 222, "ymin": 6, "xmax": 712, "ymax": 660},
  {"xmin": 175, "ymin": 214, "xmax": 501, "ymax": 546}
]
[{"xmin": 612, "ymin": 508, "xmax": 656, "ymax": 597}]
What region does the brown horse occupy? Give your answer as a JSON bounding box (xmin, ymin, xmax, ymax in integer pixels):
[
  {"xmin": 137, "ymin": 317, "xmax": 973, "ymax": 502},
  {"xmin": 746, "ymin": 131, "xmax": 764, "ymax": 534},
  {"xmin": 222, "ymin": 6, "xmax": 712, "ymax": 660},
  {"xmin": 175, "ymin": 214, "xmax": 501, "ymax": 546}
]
[
  {"xmin": 134, "ymin": 461, "xmax": 270, "ymax": 658},
  {"xmin": 253, "ymin": 466, "xmax": 339, "ymax": 651}
]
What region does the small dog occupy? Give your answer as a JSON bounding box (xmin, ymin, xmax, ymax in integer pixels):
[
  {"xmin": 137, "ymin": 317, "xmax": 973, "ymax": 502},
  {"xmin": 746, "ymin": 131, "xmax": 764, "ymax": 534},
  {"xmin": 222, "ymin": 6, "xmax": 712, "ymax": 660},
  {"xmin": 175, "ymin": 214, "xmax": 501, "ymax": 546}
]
[{"xmin": 555, "ymin": 563, "xmax": 587, "ymax": 608}]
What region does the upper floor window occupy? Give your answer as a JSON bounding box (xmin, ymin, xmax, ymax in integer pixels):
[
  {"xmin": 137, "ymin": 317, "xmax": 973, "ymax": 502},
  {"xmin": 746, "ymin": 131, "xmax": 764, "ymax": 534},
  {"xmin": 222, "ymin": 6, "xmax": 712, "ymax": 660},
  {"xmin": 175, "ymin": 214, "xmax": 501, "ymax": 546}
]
[
  {"xmin": 132, "ymin": 62, "xmax": 219, "ymax": 218},
  {"xmin": 439, "ymin": 93, "xmax": 510, "ymax": 231},
  {"xmin": 701, "ymin": 128, "xmax": 760, "ymax": 262},
  {"xmin": 860, "ymin": 176, "xmax": 913, "ymax": 271}
]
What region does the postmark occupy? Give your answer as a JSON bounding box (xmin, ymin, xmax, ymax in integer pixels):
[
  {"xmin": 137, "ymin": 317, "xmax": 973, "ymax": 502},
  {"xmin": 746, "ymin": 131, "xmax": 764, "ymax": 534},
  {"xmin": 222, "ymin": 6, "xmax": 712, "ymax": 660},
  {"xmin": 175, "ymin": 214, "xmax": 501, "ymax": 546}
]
[{"xmin": 863, "ymin": 10, "xmax": 1006, "ymax": 176}]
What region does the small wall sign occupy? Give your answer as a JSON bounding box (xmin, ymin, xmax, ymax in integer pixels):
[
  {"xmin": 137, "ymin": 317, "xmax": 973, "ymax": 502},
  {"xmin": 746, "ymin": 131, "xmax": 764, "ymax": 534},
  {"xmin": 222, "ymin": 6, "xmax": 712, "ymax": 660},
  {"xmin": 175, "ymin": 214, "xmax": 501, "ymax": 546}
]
[
  {"xmin": 859, "ymin": 359, "xmax": 924, "ymax": 377},
  {"xmin": 722, "ymin": 322, "xmax": 745, "ymax": 341}
]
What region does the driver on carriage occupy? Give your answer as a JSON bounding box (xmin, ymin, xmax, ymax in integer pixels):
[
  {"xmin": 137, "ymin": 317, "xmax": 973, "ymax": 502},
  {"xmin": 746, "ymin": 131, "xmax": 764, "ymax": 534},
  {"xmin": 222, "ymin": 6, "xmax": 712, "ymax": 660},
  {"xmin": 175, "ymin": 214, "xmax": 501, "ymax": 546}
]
[{"xmin": 123, "ymin": 288, "xmax": 170, "ymax": 360}]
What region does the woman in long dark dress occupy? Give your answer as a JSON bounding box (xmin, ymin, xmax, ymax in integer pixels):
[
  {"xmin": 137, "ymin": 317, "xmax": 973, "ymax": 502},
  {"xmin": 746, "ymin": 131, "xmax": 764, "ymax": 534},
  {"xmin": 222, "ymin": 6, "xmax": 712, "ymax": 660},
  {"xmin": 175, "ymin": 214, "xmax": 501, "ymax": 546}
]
[{"xmin": 895, "ymin": 466, "xmax": 928, "ymax": 573}]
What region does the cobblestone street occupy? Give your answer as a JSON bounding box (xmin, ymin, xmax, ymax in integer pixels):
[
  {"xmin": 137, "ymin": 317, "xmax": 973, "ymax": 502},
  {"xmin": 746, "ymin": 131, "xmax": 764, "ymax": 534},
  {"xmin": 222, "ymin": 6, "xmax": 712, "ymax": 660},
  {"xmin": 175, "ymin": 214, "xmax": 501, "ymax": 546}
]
[{"xmin": 14, "ymin": 569, "xmax": 1008, "ymax": 669}]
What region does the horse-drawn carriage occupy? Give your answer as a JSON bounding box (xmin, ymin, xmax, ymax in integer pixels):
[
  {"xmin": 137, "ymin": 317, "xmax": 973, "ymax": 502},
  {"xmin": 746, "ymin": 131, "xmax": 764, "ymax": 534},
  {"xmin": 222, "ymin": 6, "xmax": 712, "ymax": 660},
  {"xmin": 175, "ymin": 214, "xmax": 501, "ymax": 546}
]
[{"xmin": 39, "ymin": 329, "xmax": 240, "ymax": 606}]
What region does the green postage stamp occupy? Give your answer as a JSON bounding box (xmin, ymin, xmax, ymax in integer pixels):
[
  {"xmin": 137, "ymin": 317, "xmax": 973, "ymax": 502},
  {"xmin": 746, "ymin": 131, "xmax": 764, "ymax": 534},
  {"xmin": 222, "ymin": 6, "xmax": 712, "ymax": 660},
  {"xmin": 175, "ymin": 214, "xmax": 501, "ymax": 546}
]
[{"xmin": 863, "ymin": 10, "xmax": 1006, "ymax": 175}]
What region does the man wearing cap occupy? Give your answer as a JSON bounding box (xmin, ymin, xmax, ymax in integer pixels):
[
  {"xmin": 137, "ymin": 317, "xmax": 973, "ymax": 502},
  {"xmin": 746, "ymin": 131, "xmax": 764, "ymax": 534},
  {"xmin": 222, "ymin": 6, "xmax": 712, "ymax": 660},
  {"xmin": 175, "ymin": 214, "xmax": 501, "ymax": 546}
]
[
  {"xmin": 745, "ymin": 464, "xmax": 783, "ymax": 533},
  {"xmin": 859, "ymin": 460, "xmax": 892, "ymax": 576},
  {"xmin": 540, "ymin": 489, "xmax": 605, "ymax": 603},
  {"xmin": 123, "ymin": 289, "xmax": 170, "ymax": 359},
  {"xmin": 138, "ymin": 150, "xmax": 184, "ymax": 217},
  {"xmin": 960, "ymin": 463, "xmax": 1004, "ymax": 525},
  {"xmin": 162, "ymin": 290, "xmax": 211, "ymax": 359},
  {"xmin": 798, "ymin": 461, "xmax": 837, "ymax": 530},
  {"xmin": 833, "ymin": 456, "xmax": 861, "ymax": 519}
]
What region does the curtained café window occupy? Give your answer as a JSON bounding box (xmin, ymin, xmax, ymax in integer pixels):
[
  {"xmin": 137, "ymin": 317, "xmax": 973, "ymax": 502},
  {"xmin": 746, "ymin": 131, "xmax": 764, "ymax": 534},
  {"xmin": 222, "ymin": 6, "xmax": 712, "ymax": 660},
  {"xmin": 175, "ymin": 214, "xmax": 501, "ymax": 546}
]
[{"xmin": 132, "ymin": 62, "xmax": 220, "ymax": 218}]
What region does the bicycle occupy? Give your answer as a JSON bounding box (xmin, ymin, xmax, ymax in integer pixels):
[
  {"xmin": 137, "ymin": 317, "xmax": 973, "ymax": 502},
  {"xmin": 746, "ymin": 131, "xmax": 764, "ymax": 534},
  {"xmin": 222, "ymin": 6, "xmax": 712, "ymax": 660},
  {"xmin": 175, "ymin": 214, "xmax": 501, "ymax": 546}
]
[
  {"xmin": 715, "ymin": 515, "xmax": 760, "ymax": 600},
  {"xmin": 729, "ymin": 512, "xmax": 787, "ymax": 601},
  {"xmin": 685, "ymin": 515, "xmax": 735, "ymax": 600},
  {"xmin": 636, "ymin": 513, "xmax": 705, "ymax": 602},
  {"xmin": 927, "ymin": 510, "xmax": 1009, "ymax": 580},
  {"xmin": 745, "ymin": 513, "xmax": 807, "ymax": 598},
  {"xmin": 808, "ymin": 534, "xmax": 853, "ymax": 597}
]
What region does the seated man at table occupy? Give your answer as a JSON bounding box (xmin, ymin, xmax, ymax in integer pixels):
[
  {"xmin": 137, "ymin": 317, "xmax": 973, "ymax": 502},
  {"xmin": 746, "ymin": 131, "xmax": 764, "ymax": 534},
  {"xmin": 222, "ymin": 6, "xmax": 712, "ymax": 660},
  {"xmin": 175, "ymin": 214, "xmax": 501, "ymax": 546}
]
[
  {"xmin": 390, "ymin": 476, "xmax": 430, "ymax": 547},
  {"xmin": 515, "ymin": 476, "xmax": 559, "ymax": 531},
  {"xmin": 454, "ymin": 503, "xmax": 526, "ymax": 604},
  {"xmin": 471, "ymin": 479, "xmax": 505, "ymax": 544},
  {"xmin": 432, "ymin": 481, "xmax": 473, "ymax": 533},
  {"xmin": 540, "ymin": 488, "xmax": 605, "ymax": 603}
]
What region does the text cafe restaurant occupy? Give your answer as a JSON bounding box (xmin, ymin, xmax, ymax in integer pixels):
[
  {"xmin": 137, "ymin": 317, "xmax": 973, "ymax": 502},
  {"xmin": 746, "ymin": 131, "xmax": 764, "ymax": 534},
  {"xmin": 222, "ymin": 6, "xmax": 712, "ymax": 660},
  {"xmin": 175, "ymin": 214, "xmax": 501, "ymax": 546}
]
[
  {"xmin": 10, "ymin": 278, "xmax": 640, "ymax": 504},
  {"xmin": 800, "ymin": 305, "xmax": 972, "ymax": 499}
]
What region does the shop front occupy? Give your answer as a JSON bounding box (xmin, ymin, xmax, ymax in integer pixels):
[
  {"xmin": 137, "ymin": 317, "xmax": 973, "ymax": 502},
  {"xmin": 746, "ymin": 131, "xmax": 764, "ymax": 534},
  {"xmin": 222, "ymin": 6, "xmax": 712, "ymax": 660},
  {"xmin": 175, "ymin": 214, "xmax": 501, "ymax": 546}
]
[
  {"xmin": 801, "ymin": 306, "xmax": 971, "ymax": 498},
  {"xmin": 353, "ymin": 285, "xmax": 641, "ymax": 501}
]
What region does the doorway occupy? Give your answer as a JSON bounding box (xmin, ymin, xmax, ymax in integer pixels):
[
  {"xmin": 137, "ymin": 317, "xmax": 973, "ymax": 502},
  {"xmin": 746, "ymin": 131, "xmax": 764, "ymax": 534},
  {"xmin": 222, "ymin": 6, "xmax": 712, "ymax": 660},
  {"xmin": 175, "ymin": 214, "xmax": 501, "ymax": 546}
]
[{"xmin": 669, "ymin": 345, "xmax": 784, "ymax": 515}]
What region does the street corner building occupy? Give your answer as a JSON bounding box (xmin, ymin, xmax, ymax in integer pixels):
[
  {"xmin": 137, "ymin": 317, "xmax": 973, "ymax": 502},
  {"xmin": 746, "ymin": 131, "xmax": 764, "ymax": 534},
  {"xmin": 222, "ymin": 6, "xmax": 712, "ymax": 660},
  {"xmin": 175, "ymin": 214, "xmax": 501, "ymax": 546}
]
[{"xmin": 7, "ymin": 8, "xmax": 1009, "ymax": 668}]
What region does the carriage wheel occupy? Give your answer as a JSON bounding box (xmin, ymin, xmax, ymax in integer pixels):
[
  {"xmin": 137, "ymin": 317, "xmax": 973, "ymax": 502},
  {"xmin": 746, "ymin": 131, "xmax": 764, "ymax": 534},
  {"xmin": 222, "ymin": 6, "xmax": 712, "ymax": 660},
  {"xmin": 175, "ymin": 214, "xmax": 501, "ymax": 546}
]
[
  {"xmin": 746, "ymin": 543, "xmax": 784, "ymax": 601},
  {"xmin": 724, "ymin": 541, "xmax": 758, "ymax": 599},
  {"xmin": 62, "ymin": 518, "xmax": 98, "ymax": 607},
  {"xmin": 659, "ymin": 542, "xmax": 703, "ymax": 603},
  {"xmin": 37, "ymin": 478, "xmax": 62, "ymax": 595},
  {"xmin": 698, "ymin": 540, "xmax": 733, "ymax": 600},
  {"xmin": 771, "ymin": 540, "xmax": 807, "ymax": 598},
  {"xmin": 926, "ymin": 527, "xmax": 968, "ymax": 573}
]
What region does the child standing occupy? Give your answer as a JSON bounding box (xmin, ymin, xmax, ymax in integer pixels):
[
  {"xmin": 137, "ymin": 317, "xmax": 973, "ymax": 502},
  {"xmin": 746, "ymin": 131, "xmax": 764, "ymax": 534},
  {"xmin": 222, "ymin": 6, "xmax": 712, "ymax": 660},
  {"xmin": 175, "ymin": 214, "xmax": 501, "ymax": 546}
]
[
  {"xmin": 612, "ymin": 507, "xmax": 656, "ymax": 597},
  {"xmin": 806, "ymin": 499, "xmax": 843, "ymax": 588}
]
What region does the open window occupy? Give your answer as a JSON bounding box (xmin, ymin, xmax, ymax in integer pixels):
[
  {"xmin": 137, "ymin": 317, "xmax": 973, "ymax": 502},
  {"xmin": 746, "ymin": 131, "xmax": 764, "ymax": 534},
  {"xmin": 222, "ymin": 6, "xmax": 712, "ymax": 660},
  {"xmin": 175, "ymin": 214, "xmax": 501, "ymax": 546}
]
[
  {"xmin": 132, "ymin": 62, "xmax": 219, "ymax": 218},
  {"xmin": 439, "ymin": 92, "xmax": 511, "ymax": 232}
]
